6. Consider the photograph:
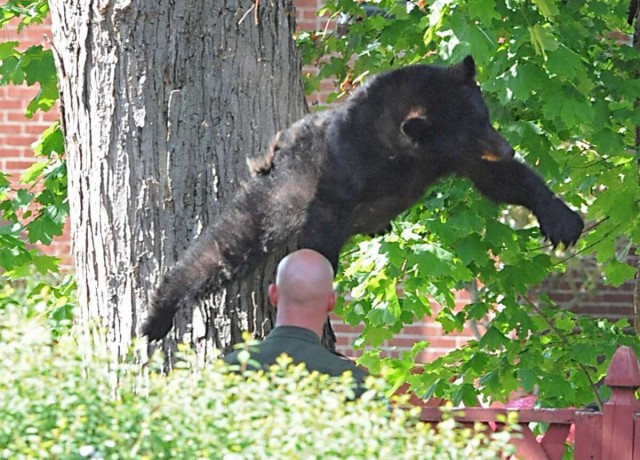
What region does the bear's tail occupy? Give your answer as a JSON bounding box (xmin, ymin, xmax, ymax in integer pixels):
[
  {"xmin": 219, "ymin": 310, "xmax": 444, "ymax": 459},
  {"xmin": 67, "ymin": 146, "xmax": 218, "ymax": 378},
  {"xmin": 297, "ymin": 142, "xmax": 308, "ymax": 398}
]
[{"xmin": 140, "ymin": 175, "xmax": 314, "ymax": 341}]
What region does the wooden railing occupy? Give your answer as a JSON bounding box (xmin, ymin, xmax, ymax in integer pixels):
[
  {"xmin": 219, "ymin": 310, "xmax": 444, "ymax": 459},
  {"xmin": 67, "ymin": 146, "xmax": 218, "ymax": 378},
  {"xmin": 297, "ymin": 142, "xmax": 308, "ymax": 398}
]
[{"xmin": 418, "ymin": 346, "xmax": 640, "ymax": 459}]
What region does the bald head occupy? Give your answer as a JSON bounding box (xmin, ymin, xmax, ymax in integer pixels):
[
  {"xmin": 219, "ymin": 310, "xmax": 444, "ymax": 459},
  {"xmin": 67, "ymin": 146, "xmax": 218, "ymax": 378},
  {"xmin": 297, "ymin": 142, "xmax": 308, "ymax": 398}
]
[
  {"xmin": 275, "ymin": 249, "xmax": 334, "ymax": 304},
  {"xmin": 270, "ymin": 249, "xmax": 336, "ymax": 335}
]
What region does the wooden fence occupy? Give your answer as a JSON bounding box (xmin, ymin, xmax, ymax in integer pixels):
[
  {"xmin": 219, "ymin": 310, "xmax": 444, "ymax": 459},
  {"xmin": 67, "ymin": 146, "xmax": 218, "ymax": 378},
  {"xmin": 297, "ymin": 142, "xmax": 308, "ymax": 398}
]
[{"xmin": 418, "ymin": 346, "xmax": 640, "ymax": 459}]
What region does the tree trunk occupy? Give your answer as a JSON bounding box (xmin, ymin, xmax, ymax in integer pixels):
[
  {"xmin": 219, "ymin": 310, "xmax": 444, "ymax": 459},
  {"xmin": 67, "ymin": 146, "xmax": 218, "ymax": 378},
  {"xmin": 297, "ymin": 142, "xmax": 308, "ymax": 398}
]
[{"xmin": 48, "ymin": 0, "xmax": 307, "ymax": 363}]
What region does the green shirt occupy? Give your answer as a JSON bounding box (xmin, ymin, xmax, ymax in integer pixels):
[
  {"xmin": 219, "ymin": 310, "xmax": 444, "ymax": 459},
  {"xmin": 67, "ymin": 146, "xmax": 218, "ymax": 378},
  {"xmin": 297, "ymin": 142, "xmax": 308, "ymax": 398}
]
[{"xmin": 224, "ymin": 326, "xmax": 368, "ymax": 394}]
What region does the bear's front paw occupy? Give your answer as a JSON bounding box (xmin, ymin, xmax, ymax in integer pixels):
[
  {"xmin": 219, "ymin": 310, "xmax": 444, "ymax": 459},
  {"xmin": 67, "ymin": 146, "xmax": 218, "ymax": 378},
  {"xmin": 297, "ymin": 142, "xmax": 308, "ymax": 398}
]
[
  {"xmin": 537, "ymin": 198, "xmax": 584, "ymax": 248},
  {"xmin": 140, "ymin": 313, "xmax": 174, "ymax": 341}
]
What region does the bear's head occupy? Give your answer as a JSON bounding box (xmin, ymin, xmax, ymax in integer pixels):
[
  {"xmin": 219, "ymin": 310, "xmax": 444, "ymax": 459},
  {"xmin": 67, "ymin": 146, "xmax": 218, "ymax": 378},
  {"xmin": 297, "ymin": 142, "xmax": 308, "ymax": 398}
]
[{"xmin": 399, "ymin": 56, "xmax": 515, "ymax": 163}]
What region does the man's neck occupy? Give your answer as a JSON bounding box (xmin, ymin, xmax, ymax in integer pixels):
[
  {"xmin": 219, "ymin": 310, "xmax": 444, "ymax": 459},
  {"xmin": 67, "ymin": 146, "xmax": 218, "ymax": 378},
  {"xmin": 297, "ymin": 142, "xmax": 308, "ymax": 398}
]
[{"xmin": 275, "ymin": 316, "xmax": 325, "ymax": 338}]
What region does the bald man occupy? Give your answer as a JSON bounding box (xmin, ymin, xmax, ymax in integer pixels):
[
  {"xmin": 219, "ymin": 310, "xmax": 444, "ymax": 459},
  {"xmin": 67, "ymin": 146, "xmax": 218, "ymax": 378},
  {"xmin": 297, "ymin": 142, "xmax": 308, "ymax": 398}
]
[{"xmin": 224, "ymin": 249, "xmax": 368, "ymax": 393}]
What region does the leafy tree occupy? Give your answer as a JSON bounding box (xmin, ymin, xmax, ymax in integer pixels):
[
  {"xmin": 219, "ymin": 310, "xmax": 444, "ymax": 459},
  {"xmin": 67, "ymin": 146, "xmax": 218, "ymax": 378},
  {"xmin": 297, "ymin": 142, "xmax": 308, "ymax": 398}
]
[
  {"xmin": 47, "ymin": 0, "xmax": 307, "ymax": 360},
  {"xmin": 297, "ymin": 0, "xmax": 640, "ymax": 408},
  {"xmin": 3, "ymin": 0, "xmax": 640, "ymax": 411},
  {"xmin": 0, "ymin": 0, "xmax": 73, "ymax": 333}
]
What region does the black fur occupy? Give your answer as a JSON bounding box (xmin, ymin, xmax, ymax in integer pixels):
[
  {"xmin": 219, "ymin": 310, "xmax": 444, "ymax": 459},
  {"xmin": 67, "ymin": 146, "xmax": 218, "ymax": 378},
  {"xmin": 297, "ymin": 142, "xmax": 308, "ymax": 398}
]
[{"xmin": 141, "ymin": 56, "xmax": 584, "ymax": 341}]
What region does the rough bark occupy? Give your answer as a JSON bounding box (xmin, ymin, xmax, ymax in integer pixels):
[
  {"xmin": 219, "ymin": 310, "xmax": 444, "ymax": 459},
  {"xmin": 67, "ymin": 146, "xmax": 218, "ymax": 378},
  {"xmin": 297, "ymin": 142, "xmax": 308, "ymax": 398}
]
[{"xmin": 48, "ymin": 1, "xmax": 307, "ymax": 362}]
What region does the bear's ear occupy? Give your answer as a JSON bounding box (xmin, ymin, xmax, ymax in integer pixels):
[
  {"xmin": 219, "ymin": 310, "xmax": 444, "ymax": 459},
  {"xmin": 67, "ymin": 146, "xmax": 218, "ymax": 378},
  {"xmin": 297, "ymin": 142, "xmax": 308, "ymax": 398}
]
[
  {"xmin": 401, "ymin": 116, "xmax": 431, "ymax": 143},
  {"xmin": 449, "ymin": 55, "xmax": 476, "ymax": 84}
]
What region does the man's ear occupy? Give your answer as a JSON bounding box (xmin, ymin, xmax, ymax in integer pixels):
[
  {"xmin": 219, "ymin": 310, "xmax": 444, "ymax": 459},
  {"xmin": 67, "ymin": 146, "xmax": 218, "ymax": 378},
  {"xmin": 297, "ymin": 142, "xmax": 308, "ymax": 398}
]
[
  {"xmin": 401, "ymin": 116, "xmax": 431, "ymax": 143},
  {"xmin": 449, "ymin": 55, "xmax": 476, "ymax": 84},
  {"xmin": 327, "ymin": 291, "xmax": 337, "ymax": 312},
  {"xmin": 268, "ymin": 284, "xmax": 278, "ymax": 307}
]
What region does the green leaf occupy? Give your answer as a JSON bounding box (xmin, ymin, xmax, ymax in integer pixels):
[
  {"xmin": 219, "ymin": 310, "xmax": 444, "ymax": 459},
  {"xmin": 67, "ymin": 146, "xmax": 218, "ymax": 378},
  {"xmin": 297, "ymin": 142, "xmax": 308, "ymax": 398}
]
[
  {"xmin": 14, "ymin": 189, "xmax": 33, "ymax": 208},
  {"xmin": 569, "ymin": 342, "xmax": 598, "ymax": 363},
  {"xmin": 466, "ymin": 0, "xmax": 500, "ymax": 24},
  {"xmin": 26, "ymin": 213, "xmax": 62, "ymax": 244},
  {"xmin": 0, "ymin": 171, "xmax": 10, "ymax": 190},
  {"xmin": 517, "ymin": 367, "xmax": 540, "ymax": 392},
  {"xmin": 20, "ymin": 161, "xmax": 47, "ymax": 184},
  {"xmin": 590, "ymin": 183, "xmax": 638, "ymax": 223},
  {"xmin": 26, "ymin": 78, "xmax": 58, "ymax": 117},
  {"xmin": 0, "ymin": 41, "xmax": 18, "ymax": 59},
  {"xmin": 503, "ymin": 63, "xmax": 546, "ymax": 102},
  {"xmin": 463, "ymin": 351, "xmax": 490, "ymax": 373},
  {"xmin": 452, "ymin": 383, "xmax": 478, "ymax": 406},
  {"xmin": 436, "ymin": 308, "xmax": 465, "ymax": 333},
  {"xmin": 478, "ymin": 326, "xmax": 509, "ymax": 350},
  {"xmin": 401, "ymin": 294, "xmax": 432, "ymax": 319},
  {"xmin": 361, "ymin": 325, "xmax": 393, "ymax": 347},
  {"xmin": 0, "ymin": 0, "xmax": 49, "ymax": 30},
  {"xmin": 554, "ymin": 315, "xmax": 574, "ymax": 333},
  {"xmin": 547, "ymin": 47, "xmax": 593, "ymax": 95},
  {"xmin": 463, "ymin": 24, "xmax": 495, "ymax": 64},
  {"xmin": 0, "ymin": 55, "xmax": 24, "ymax": 84},
  {"xmin": 603, "ymin": 260, "xmax": 636, "ymax": 287},
  {"xmin": 455, "ymin": 233, "xmax": 486, "ymax": 265},
  {"xmin": 484, "ymin": 220, "xmax": 517, "ymax": 251},
  {"xmin": 540, "ymin": 85, "xmax": 594, "ymax": 129},
  {"xmin": 356, "ymin": 349, "xmax": 382, "ymax": 375},
  {"xmin": 31, "ymin": 253, "xmax": 60, "ymax": 275},
  {"xmin": 528, "ymin": 24, "xmax": 559, "ymax": 58},
  {"xmin": 408, "ymin": 245, "xmax": 453, "ymax": 277},
  {"xmin": 467, "ymin": 302, "xmax": 491, "ymax": 320},
  {"xmin": 532, "ymin": 0, "xmax": 559, "ymax": 19},
  {"xmin": 22, "ymin": 46, "xmax": 54, "ymax": 85}
]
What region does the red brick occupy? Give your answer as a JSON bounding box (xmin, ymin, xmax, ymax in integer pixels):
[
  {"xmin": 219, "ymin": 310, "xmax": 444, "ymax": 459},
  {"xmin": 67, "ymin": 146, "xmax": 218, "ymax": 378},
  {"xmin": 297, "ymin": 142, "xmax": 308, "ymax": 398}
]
[
  {"xmin": 417, "ymin": 350, "xmax": 448, "ymax": 363},
  {"xmin": 23, "ymin": 123, "xmax": 52, "ymax": 135},
  {"xmin": 332, "ymin": 322, "xmax": 362, "ymax": 334},
  {"xmin": 447, "ymin": 326, "xmax": 477, "ymax": 338},
  {"xmin": 5, "ymin": 86, "xmax": 39, "ymax": 99},
  {"xmin": 601, "ymin": 292, "xmax": 634, "ymax": 303},
  {"xmin": 2, "ymin": 135, "xmax": 37, "ymax": 146},
  {"xmin": 4, "ymin": 160, "xmax": 35, "ymax": 171},
  {"xmin": 0, "ymin": 99, "xmax": 29, "ymax": 110},
  {"xmin": 0, "ymin": 147, "xmax": 28, "ymax": 156},
  {"xmin": 39, "ymin": 110, "xmax": 61, "ymax": 122},
  {"xmin": 573, "ymin": 306, "xmax": 632, "ymax": 316},
  {"xmin": 0, "ymin": 123, "xmax": 25, "ymax": 134},
  {"xmin": 401, "ymin": 323, "xmax": 442, "ymax": 337},
  {"xmin": 387, "ymin": 337, "xmax": 430, "ymax": 348},
  {"xmin": 7, "ymin": 112, "xmax": 31, "ymax": 122}
]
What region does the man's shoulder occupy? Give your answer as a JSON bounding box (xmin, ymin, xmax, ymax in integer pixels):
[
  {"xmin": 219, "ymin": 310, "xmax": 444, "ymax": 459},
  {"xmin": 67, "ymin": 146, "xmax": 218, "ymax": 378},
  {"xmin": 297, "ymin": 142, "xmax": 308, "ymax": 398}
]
[
  {"xmin": 222, "ymin": 328, "xmax": 368, "ymax": 382},
  {"xmin": 223, "ymin": 345, "xmax": 264, "ymax": 366},
  {"xmin": 223, "ymin": 349, "xmax": 244, "ymax": 365},
  {"xmin": 312, "ymin": 348, "xmax": 368, "ymax": 380}
]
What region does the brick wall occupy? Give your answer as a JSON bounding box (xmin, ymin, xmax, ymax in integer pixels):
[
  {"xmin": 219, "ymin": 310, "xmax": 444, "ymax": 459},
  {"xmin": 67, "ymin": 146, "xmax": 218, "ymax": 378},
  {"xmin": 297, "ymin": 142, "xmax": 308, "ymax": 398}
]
[
  {"xmin": 543, "ymin": 254, "xmax": 638, "ymax": 323},
  {"xmin": 295, "ymin": 0, "xmax": 326, "ymax": 30},
  {"xmin": 1, "ymin": 4, "xmax": 635, "ymax": 361},
  {"xmin": 0, "ymin": 18, "xmax": 72, "ymax": 267},
  {"xmin": 0, "ymin": 19, "xmax": 57, "ymax": 178}
]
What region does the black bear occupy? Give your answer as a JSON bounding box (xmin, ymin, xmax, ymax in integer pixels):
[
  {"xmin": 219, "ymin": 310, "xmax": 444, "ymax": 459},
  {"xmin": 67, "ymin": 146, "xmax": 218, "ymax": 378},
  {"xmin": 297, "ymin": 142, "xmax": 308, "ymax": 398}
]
[{"xmin": 141, "ymin": 56, "xmax": 584, "ymax": 341}]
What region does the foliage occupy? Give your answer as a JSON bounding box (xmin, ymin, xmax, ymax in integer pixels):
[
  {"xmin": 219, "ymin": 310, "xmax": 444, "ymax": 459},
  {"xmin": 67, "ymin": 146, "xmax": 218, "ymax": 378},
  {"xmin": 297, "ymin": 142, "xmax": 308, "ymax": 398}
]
[
  {"xmin": 297, "ymin": 0, "xmax": 640, "ymax": 407},
  {"xmin": 0, "ymin": 0, "xmax": 48, "ymax": 31},
  {"xmin": 0, "ymin": 315, "xmax": 516, "ymax": 459},
  {"xmin": 2, "ymin": 0, "xmax": 639, "ymax": 422},
  {"xmin": 0, "ymin": 274, "xmax": 75, "ymax": 337},
  {"xmin": 0, "ymin": 0, "xmax": 73, "ymax": 323},
  {"xmin": 0, "ymin": 122, "xmax": 67, "ymax": 271}
]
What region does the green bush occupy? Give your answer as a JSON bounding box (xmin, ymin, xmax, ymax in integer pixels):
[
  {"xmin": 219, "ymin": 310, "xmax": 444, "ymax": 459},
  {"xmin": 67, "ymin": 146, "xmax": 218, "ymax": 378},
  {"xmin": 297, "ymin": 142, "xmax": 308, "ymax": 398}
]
[
  {"xmin": 0, "ymin": 275, "xmax": 75, "ymax": 337},
  {"xmin": 0, "ymin": 317, "xmax": 515, "ymax": 459}
]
